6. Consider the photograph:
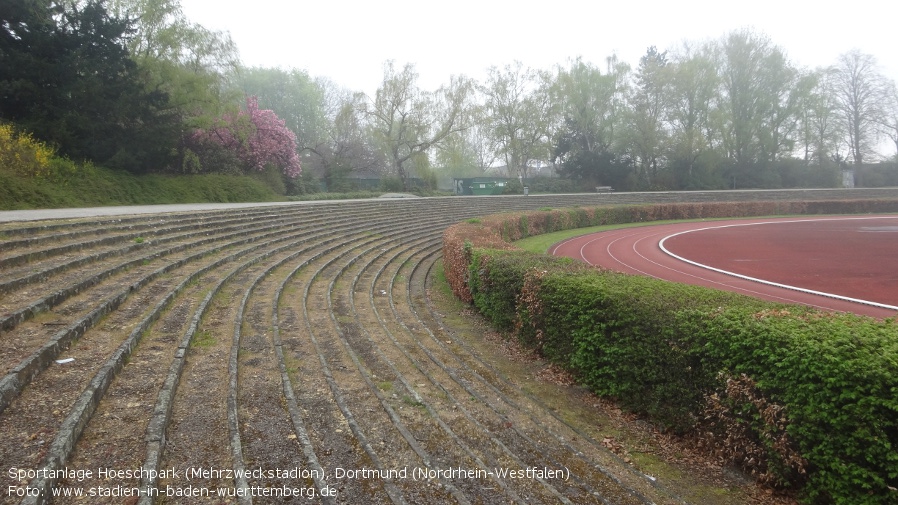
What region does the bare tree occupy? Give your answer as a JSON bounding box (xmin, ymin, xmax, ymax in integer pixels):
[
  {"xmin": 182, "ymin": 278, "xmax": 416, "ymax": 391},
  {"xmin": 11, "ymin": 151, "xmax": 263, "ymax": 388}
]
[
  {"xmin": 303, "ymin": 83, "xmax": 385, "ymax": 190},
  {"xmin": 796, "ymin": 68, "xmax": 846, "ymax": 168},
  {"xmin": 366, "ymin": 61, "xmax": 472, "ymax": 190},
  {"xmin": 878, "ymin": 82, "xmax": 898, "ymax": 161},
  {"xmin": 433, "ymin": 106, "xmax": 497, "ymax": 178},
  {"xmin": 831, "ymin": 50, "xmax": 891, "ymax": 185}
]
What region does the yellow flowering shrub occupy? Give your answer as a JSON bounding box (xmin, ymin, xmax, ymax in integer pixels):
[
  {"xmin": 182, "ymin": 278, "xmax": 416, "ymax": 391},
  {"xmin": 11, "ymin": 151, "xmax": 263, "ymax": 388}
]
[{"xmin": 0, "ymin": 123, "xmax": 56, "ymax": 178}]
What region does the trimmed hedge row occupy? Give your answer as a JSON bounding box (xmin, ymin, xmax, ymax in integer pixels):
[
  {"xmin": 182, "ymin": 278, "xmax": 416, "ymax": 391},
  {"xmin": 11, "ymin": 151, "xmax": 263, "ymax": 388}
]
[{"xmin": 442, "ymin": 200, "xmax": 898, "ymax": 504}]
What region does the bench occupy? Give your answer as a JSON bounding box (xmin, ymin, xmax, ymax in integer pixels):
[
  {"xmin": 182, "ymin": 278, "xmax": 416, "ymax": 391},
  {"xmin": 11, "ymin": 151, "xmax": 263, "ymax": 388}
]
[{"xmin": 595, "ymin": 186, "xmax": 614, "ymax": 193}]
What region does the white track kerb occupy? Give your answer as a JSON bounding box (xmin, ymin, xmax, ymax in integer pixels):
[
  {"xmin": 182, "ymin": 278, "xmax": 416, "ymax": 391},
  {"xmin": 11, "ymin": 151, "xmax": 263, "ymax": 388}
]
[{"xmin": 657, "ymin": 217, "xmax": 898, "ymax": 312}]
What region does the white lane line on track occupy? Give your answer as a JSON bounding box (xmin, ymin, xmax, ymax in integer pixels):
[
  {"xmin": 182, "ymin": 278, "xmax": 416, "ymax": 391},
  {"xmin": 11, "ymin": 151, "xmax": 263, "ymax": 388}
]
[
  {"xmin": 581, "ymin": 230, "xmax": 824, "ymax": 308},
  {"xmin": 604, "ymin": 232, "xmax": 657, "ymax": 277},
  {"xmin": 629, "ymin": 231, "xmax": 841, "ymax": 310},
  {"xmin": 657, "ymin": 217, "xmax": 898, "ymax": 312}
]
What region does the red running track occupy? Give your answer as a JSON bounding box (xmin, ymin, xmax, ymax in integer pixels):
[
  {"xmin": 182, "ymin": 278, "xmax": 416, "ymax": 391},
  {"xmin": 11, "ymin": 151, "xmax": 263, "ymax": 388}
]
[{"xmin": 550, "ymin": 216, "xmax": 898, "ymax": 319}]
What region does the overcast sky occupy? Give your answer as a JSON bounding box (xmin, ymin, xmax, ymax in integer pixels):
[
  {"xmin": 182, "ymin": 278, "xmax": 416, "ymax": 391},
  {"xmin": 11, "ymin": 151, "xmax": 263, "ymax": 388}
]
[{"xmin": 179, "ymin": 0, "xmax": 897, "ymax": 97}]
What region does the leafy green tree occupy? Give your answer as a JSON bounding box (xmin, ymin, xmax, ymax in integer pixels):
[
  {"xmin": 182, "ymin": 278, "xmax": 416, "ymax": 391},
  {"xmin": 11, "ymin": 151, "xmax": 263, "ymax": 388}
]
[
  {"xmin": 626, "ymin": 46, "xmax": 670, "ymax": 188},
  {"xmin": 111, "ymin": 0, "xmax": 240, "ymax": 117},
  {"xmin": 550, "ymin": 57, "xmax": 629, "ymax": 188},
  {"xmin": 714, "ymin": 30, "xmax": 803, "ymax": 187},
  {"xmin": 552, "ymin": 58, "xmax": 619, "ymax": 156},
  {"xmin": 481, "ymin": 61, "xmax": 556, "ymax": 182},
  {"xmin": 664, "ymin": 43, "xmax": 719, "ymax": 186}
]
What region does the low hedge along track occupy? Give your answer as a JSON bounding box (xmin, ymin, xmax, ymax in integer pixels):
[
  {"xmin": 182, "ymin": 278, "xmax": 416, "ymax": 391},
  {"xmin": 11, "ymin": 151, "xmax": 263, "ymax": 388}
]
[{"xmin": 442, "ymin": 197, "xmax": 898, "ymax": 505}]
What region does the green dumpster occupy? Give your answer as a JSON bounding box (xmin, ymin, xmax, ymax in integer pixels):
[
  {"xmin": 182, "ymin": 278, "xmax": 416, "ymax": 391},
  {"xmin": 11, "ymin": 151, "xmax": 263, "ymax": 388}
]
[{"xmin": 469, "ymin": 181, "xmax": 506, "ymax": 195}]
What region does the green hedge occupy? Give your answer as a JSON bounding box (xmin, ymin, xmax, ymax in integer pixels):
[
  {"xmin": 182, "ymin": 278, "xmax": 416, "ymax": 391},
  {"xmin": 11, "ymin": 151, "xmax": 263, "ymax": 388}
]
[
  {"xmin": 694, "ymin": 309, "xmax": 898, "ymax": 502},
  {"xmin": 448, "ymin": 201, "xmax": 898, "ymax": 504}
]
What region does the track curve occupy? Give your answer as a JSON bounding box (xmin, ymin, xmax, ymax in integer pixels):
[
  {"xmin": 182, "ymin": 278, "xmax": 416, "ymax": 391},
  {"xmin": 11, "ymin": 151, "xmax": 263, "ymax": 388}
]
[{"xmin": 551, "ymin": 216, "xmax": 898, "ymax": 319}]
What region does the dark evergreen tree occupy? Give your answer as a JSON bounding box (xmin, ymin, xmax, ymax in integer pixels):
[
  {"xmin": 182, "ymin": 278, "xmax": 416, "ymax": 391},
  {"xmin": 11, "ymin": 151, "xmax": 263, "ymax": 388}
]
[
  {"xmin": 0, "ymin": 0, "xmax": 179, "ymax": 171},
  {"xmin": 552, "ymin": 120, "xmax": 630, "ymax": 190}
]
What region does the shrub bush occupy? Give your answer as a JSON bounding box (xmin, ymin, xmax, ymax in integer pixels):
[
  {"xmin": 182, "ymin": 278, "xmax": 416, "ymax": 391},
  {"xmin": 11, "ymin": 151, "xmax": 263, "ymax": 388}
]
[
  {"xmin": 693, "ymin": 309, "xmax": 898, "ymax": 503},
  {"xmin": 0, "ymin": 123, "xmax": 56, "ymax": 178},
  {"xmin": 468, "ymin": 249, "xmax": 577, "ymax": 331},
  {"xmin": 444, "ymin": 200, "xmax": 898, "ymax": 504}
]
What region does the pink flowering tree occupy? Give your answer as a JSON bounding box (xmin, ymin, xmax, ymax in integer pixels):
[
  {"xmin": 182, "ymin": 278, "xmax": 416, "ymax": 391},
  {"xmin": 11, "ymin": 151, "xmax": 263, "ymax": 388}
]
[{"xmin": 189, "ymin": 96, "xmax": 301, "ymax": 178}]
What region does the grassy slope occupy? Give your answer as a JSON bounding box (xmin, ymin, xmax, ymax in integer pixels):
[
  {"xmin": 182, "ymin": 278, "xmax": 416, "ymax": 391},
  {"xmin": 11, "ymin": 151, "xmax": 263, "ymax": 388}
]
[
  {"xmin": 0, "ymin": 168, "xmax": 443, "ymax": 209},
  {"xmin": 0, "ymin": 166, "xmax": 284, "ymax": 210}
]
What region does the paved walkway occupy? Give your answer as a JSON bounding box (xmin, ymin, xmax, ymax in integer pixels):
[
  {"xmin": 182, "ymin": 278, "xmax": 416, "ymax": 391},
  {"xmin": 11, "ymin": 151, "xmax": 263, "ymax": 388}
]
[
  {"xmin": 0, "ymin": 202, "xmax": 296, "ymax": 222},
  {"xmin": 0, "ymin": 202, "xmax": 310, "ymax": 222},
  {"xmin": 0, "ymin": 195, "xmax": 422, "ymax": 223}
]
